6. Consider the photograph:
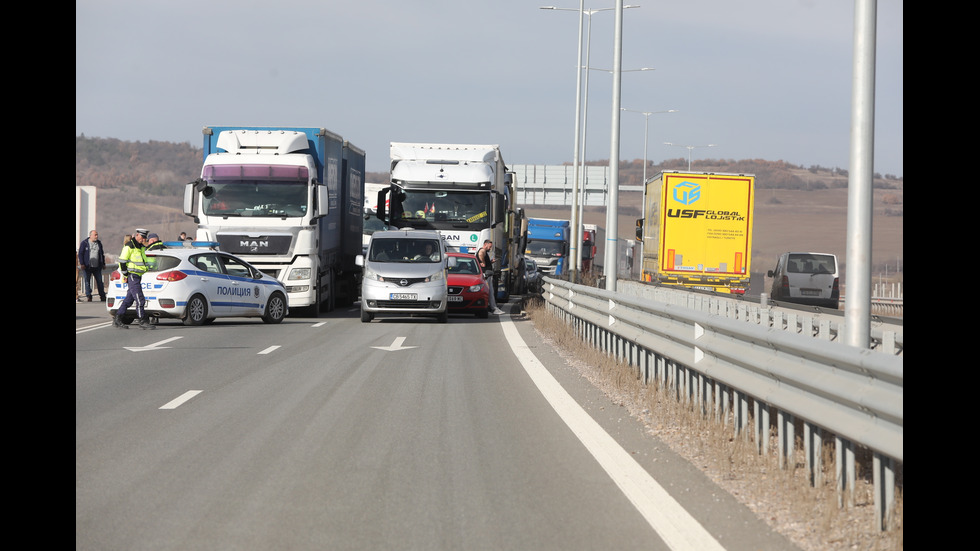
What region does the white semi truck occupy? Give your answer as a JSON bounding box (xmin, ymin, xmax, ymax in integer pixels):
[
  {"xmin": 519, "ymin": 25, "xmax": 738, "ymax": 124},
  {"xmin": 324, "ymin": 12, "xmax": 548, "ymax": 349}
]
[
  {"xmin": 375, "ymin": 142, "xmax": 524, "ymax": 301},
  {"xmin": 183, "ymin": 126, "xmax": 364, "ymax": 315}
]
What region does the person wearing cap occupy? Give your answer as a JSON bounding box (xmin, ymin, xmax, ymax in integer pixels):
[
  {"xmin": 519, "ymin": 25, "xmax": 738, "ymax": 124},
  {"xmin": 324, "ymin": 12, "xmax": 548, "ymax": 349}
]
[
  {"xmin": 113, "ymin": 229, "xmax": 155, "ymax": 330},
  {"xmin": 145, "ymin": 233, "xmax": 165, "ymax": 270}
]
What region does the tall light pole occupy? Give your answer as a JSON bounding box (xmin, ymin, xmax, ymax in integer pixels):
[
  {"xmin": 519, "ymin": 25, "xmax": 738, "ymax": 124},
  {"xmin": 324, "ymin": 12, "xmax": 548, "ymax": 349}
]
[
  {"xmin": 620, "ymin": 108, "xmax": 677, "ymax": 185},
  {"xmin": 622, "ymin": 108, "xmax": 676, "ymax": 281},
  {"xmin": 541, "ymin": 4, "xmax": 639, "ymax": 280},
  {"xmin": 664, "ymin": 142, "xmax": 717, "ymax": 171},
  {"xmin": 540, "ymin": 4, "xmax": 585, "ymax": 281},
  {"xmin": 580, "ymin": 67, "xmax": 653, "ymax": 276},
  {"xmin": 604, "ymin": 0, "xmax": 625, "ymax": 291}
]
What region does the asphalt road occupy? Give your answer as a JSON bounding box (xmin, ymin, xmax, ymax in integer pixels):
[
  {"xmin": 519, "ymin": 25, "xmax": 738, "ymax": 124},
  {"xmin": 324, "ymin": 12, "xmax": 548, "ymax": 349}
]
[{"xmin": 76, "ymin": 298, "xmax": 800, "ymax": 551}]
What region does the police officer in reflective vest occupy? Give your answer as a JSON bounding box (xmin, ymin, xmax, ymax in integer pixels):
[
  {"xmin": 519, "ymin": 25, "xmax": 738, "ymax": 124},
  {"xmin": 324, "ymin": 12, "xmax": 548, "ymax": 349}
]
[{"xmin": 114, "ymin": 228, "xmax": 155, "ymax": 330}]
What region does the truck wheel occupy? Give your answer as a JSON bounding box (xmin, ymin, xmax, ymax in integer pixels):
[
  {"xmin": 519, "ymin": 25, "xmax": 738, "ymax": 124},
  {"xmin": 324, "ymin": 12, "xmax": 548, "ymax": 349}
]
[
  {"xmin": 183, "ymin": 294, "xmax": 208, "ymax": 326},
  {"xmin": 262, "ymin": 292, "xmax": 287, "ymax": 324}
]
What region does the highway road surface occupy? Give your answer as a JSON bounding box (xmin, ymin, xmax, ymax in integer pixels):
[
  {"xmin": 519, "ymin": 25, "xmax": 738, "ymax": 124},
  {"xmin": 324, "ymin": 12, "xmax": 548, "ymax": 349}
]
[{"xmin": 76, "ymin": 298, "xmax": 800, "ymax": 550}]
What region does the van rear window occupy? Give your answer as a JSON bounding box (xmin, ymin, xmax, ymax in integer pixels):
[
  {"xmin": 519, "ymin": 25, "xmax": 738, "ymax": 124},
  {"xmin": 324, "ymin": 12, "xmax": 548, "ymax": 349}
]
[{"xmin": 787, "ymin": 254, "xmax": 836, "ymax": 274}]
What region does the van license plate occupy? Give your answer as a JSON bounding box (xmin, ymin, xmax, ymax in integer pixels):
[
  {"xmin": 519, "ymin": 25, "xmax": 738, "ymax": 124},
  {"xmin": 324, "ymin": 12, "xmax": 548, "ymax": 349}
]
[
  {"xmin": 801, "ymin": 289, "xmax": 820, "ymax": 296},
  {"xmin": 390, "ymin": 293, "xmax": 417, "ymax": 300}
]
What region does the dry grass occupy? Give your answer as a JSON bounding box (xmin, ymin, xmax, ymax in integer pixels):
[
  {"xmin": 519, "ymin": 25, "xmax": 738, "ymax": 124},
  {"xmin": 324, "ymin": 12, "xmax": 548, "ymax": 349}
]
[{"xmin": 521, "ymin": 296, "xmax": 903, "ymax": 551}]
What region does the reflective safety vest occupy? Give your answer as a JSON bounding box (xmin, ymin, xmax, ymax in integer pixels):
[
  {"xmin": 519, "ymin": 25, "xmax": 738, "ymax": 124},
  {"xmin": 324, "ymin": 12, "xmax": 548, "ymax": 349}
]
[
  {"xmin": 145, "ymin": 241, "xmax": 165, "ymax": 270},
  {"xmin": 120, "ymin": 243, "xmax": 151, "ymax": 275}
]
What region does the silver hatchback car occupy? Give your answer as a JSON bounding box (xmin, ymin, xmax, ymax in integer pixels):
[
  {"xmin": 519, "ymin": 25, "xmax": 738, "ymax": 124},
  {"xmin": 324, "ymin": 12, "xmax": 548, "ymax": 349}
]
[
  {"xmin": 767, "ymin": 252, "xmax": 840, "ymax": 309},
  {"xmin": 356, "ymin": 230, "xmax": 452, "ymax": 323}
]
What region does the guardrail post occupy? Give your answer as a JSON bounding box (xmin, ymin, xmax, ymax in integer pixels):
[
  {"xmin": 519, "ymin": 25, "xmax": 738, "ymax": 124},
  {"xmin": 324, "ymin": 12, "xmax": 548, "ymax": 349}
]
[
  {"xmin": 778, "ymin": 411, "xmax": 795, "ymax": 470},
  {"xmin": 755, "ymin": 401, "xmax": 770, "ymax": 455},
  {"xmin": 873, "ymin": 453, "xmax": 897, "ymax": 531},
  {"xmin": 804, "ymin": 423, "xmax": 824, "ymax": 487},
  {"xmin": 837, "ymin": 437, "xmax": 856, "ymax": 508}
]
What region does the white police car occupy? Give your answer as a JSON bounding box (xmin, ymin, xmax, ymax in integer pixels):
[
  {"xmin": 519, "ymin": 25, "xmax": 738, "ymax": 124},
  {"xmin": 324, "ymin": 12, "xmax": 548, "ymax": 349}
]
[{"xmin": 107, "ymin": 241, "xmax": 288, "ymax": 326}]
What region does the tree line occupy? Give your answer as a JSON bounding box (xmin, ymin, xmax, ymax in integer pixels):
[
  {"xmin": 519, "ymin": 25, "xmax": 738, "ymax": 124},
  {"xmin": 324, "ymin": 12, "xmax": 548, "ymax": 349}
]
[{"xmin": 77, "ymin": 135, "xmax": 902, "ymax": 196}]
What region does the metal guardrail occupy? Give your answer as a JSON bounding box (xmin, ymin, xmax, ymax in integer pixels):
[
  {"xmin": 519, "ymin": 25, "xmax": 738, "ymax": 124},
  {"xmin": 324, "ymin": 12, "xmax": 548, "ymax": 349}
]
[
  {"xmin": 540, "ymin": 276, "xmax": 903, "ymax": 531},
  {"xmin": 619, "ymin": 281, "xmax": 903, "ymax": 356}
]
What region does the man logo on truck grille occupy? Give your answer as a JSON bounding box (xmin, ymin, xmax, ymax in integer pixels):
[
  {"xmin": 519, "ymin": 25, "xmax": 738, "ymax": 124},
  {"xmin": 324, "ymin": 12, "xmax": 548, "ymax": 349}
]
[{"xmin": 673, "ymin": 181, "xmax": 701, "ymax": 205}]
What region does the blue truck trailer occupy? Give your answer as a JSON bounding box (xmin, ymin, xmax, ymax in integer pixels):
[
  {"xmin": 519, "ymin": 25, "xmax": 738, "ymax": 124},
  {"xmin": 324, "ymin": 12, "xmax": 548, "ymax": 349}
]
[
  {"xmin": 525, "ymin": 218, "xmax": 570, "ymax": 276},
  {"xmin": 183, "ymin": 126, "xmax": 364, "ymax": 315}
]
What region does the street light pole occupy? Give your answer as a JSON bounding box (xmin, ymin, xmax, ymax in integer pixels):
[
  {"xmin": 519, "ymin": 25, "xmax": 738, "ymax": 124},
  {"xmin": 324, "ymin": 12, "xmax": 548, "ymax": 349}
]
[
  {"xmin": 542, "ymin": 4, "xmax": 639, "ymax": 279},
  {"xmin": 622, "ymin": 108, "xmax": 676, "ymax": 280},
  {"xmin": 664, "ymin": 142, "xmax": 717, "ymax": 171},
  {"xmin": 572, "ymin": 67, "xmax": 656, "ymax": 278},
  {"xmin": 620, "ymin": 108, "xmax": 677, "ymax": 185},
  {"xmin": 604, "ymin": 0, "xmax": 624, "ymax": 291},
  {"xmin": 540, "ymin": 4, "xmax": 585, "ymax": 281}
]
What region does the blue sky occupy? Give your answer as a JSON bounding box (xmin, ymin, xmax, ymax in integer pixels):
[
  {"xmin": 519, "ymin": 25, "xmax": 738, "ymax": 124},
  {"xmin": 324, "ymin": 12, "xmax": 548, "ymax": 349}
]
[{"xmin": 76, "ymin": 1, "xmax": 903, "ymax": 177}]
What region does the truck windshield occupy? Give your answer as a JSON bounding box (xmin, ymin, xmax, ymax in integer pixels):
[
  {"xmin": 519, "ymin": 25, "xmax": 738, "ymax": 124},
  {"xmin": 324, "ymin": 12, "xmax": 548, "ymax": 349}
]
[
  {"xmin": 527, "ymin": 239, "xmax": 564, "ymax": 257},
  {"xmin": 387, "ymin": 189, "xmax": 490, "ymax": 230},
  {"xmin": 203, "ymin": 180, "xmax": 308, "ymax": 217}
]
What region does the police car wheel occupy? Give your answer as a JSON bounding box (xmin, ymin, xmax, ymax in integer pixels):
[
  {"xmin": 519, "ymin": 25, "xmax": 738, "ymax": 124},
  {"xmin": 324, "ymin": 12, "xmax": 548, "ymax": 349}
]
[
  {"xmin": 183, "ymin": 294, "xmax": 209, "ymax": 326},
  {"xmin": 262, "ymin": 292, "xmax": 287, "ymax": 324}
]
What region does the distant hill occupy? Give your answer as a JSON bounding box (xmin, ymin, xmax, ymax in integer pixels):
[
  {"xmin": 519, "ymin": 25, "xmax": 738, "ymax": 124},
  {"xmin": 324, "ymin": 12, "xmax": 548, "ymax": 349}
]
[{"xmin": 76, "ymin": 135, "xmax": 903, "ymax": 278}]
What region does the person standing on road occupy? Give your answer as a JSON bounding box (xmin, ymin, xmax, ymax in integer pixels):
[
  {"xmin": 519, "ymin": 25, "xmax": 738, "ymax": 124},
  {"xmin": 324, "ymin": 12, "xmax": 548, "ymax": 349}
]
[
  {"xmin": 476, "ymin": 239, "xmax": 504, "ymax": 315},
  {"xmin": 78, "ymin": 230, "xmax": 106, "ymax": 302},
  {"xmin": 114, "ymin": 228, "xmax": 155, "ymax": 330}
]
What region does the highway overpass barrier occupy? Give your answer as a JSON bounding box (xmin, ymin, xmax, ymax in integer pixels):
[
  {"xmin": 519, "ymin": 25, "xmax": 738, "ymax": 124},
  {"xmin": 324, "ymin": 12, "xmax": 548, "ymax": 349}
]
[{"xmin": 540, "ymin": 276, "xmax": 903, "ymax": 532}]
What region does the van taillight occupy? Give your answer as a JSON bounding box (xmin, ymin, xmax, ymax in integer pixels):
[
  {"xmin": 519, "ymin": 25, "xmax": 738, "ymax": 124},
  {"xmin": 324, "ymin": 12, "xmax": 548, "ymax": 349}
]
[
  {"xmin": 780, "ymin": 275, "xmax": 789, "ymax": 291},
  {"xmin": 831, "ymin": 277, "xmax": 840, "ymax": 299}
]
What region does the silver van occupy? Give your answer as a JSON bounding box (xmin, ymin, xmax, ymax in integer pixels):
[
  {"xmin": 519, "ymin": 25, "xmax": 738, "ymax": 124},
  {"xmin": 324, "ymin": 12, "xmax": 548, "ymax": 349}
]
[
  {"xmin": 767, "ymin": 252, "xmax": 840, "ymax": 309},
  {"xmin": 356, "ymin": 230, "xmax": 452, "ymax": 323}
]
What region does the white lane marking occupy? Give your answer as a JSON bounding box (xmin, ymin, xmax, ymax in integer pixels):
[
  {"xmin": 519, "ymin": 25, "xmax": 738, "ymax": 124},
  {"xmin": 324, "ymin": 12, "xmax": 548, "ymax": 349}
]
[
  {"xmin": 125, "ymin": 336, "xmax": 183, "ymax": 352},
  {"xmin": 499, "ymin": 316, "xmax": 725, "ymax": 551},
  {"xmin": 76, "ymin": 321, "xmax": 113, "ymax": 334},
  {"xmin": 371, "ymin": 337, "xmax": 418, "ymax": 352},
  {"xmin": 258, "ymin": 345, "xmax": 281, "ymax": 355},
  {"xmin": 159, "ymin": 390, "xmax": 202, "ymax": 410},
  {"xmin": 312, "ymin": 322, "xmax": 327, "ymax": 328}
]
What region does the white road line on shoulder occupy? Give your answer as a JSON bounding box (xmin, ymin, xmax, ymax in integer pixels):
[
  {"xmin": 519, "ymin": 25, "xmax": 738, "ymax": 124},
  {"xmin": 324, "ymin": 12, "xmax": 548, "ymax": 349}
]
[
  {"xmin": 258, "ymin": 345, "xmax": 280, "ymax": 355},
  {"xmin": 159, "ymin": 390, "xmax": 202, "ymax": 410},
  {"xmin": 499, "ymin": 316, "xmax": 725, "ymax": 551},
  {"xmin": 312, "ymin": 322, "xmax": 328, "ymax": 328},
  {"xmin": 76, "ymin": 321, "xmax": 113, "ymax": 334}
]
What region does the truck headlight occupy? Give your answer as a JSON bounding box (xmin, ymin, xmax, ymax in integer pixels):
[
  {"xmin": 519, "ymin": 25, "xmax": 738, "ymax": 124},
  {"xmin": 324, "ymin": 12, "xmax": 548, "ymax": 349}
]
[{"xmin": 288, "ymin": 268, "xmax": 311, "ymax": 281}]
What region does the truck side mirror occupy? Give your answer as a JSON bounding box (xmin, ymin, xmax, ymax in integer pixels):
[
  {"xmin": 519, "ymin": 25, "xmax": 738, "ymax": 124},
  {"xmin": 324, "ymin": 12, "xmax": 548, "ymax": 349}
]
[
  {"xmin": 316, "ymin": 183, "xmax": 329, "ymax": 217},
  {"xmin": 494, "ymin": 193, "xmax": 505, "ymax": 226},
  {"xmin": 183, "ymin": 182, "xmax": 196, "ymax": 216}
]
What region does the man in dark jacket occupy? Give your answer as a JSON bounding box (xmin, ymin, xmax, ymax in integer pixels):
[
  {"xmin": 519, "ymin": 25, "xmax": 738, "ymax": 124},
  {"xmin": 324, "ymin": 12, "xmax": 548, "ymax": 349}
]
[{"xmin": 78, "ymin": 230, "xmax": 106, "ymax": 302}]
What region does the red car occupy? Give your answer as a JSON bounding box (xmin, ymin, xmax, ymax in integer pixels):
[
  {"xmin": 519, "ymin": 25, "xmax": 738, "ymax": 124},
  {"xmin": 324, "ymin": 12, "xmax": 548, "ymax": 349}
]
[{"xmin": 446, "ymin": 252, "xmax": 490, "ymax": 318}]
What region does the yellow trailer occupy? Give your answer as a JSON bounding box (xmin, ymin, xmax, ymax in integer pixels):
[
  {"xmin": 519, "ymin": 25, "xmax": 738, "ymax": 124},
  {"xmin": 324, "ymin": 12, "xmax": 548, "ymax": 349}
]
[{"xmin": 637, "ymin": 171, "xmax": 755, "ymax": 294}]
